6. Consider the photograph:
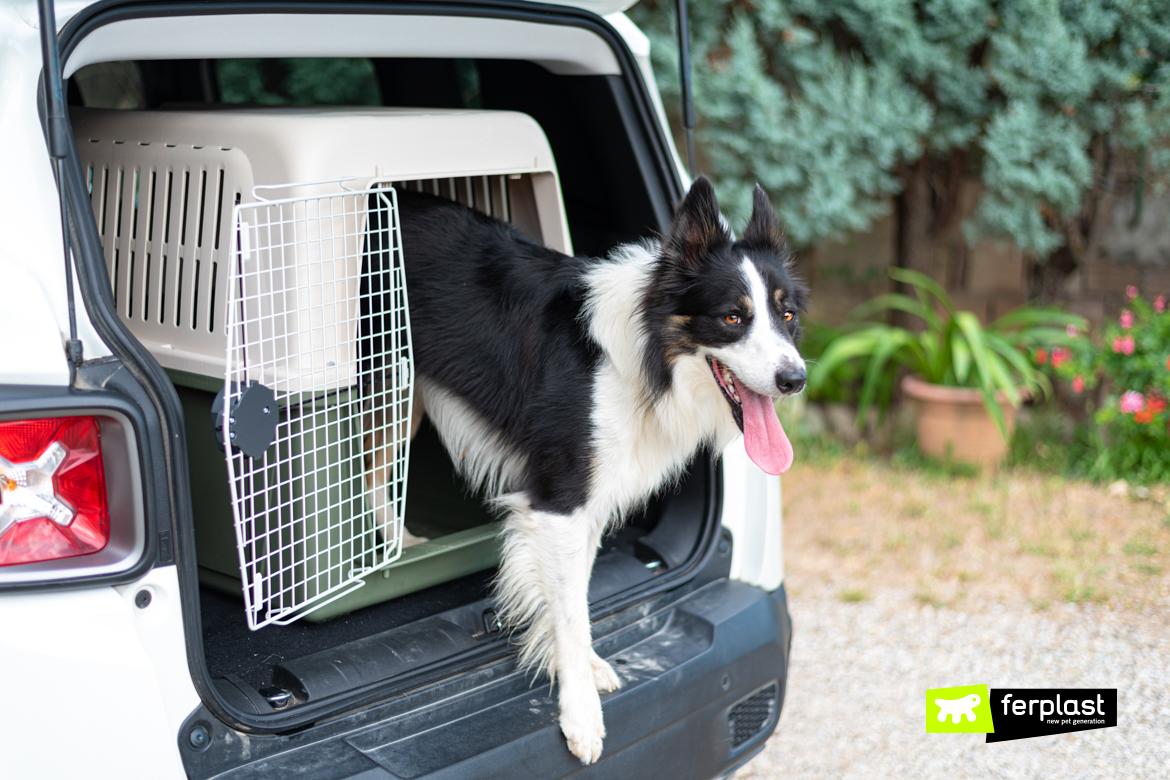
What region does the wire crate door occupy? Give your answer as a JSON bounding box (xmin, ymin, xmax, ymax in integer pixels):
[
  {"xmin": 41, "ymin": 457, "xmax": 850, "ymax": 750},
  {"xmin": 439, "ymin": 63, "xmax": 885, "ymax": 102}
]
[{"xmin": 223, "ymin": 185, "xmax": 413, "ymax": 630}]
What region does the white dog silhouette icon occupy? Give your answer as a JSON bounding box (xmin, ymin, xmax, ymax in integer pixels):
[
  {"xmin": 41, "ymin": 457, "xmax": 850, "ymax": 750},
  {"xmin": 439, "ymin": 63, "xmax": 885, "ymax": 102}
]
[{"xmin": 935, "ymin": 693, "xmax": 981, "ymax": 723}]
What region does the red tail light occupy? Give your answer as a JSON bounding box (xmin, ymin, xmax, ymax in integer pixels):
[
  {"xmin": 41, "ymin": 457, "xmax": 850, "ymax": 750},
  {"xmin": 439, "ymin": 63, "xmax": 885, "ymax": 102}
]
[{"xmin": 0, "ymin": 417, "xmax": 110, "ymax": 566}]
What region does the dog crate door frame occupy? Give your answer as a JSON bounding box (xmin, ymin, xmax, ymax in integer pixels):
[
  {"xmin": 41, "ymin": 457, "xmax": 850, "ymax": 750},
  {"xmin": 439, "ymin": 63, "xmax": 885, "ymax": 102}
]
[{"xmin": 223, "ymin": 183, "xmax": 413, "ymax": 630}]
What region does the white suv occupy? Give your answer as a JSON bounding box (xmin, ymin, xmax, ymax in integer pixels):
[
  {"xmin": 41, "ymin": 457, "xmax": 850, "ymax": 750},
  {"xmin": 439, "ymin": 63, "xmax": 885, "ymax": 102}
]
[{"xmin": 0, "ymin": 1, "xmax": 791, "ymax": 777}]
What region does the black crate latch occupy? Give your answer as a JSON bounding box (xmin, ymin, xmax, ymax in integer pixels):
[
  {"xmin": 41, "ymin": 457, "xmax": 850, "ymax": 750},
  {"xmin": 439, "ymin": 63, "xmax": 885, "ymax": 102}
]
[{"xmin": 213, "ymin": 381, "xmax": 278, "ymax": 460}]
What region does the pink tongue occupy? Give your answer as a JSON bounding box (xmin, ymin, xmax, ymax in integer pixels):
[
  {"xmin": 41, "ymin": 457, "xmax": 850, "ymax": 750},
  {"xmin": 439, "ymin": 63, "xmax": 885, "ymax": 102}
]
[{"xmin": 740, "ymin": 387, "xmax": 794, "ymax": 475}]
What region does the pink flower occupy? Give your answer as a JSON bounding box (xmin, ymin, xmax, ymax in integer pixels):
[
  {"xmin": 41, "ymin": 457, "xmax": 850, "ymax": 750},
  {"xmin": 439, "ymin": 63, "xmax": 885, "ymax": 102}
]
[
  {"xmin": 1120, "ymin": 310, "xmax": 1134, "ymax": 329},
  {"xmin": 1127, "ymin": 285, "xmax": 1139, "ymax": 299},
  {"xmin": 1072, "ymin": 375, "xmax": 1085, "ymax": 393},
  {"xmin": 1120, "ymin": 391, "xmax": 1146, "ymax": 414},
  {"xmin": 1122, "ymin": 335, "xmax": 1135, "ymax": 355},
  {"xmin": 1156, "ymin": 295, "xmax": 1166, "ymax": 314},
  {"xmin": 1051, "ymin": 348, "xmax": 1071, "ymax": 369},
  {"xmin": 1066, "ymin": 324, "xmax": 1079, "ymax": 338}
]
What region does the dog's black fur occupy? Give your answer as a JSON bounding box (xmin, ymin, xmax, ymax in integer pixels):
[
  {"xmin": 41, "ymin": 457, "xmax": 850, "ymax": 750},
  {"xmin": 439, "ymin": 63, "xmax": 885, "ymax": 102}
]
[
  {"xmin": 397, "ymin": 188, "xmax": 600, "ymax": 514},
  {"xmin": 395, "ymin": 180, "xmax": 807, "ymax": 513}
]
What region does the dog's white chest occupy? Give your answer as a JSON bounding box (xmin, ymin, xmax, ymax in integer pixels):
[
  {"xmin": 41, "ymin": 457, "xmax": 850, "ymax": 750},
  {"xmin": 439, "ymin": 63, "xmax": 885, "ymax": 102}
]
[{"xmin": 587, "ymin": 356, "xmax": 735, "ymax": 523}]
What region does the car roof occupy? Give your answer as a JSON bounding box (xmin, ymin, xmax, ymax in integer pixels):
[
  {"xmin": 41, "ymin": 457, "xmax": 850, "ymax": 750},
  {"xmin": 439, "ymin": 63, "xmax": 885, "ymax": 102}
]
[
  {"xmin": 54, "ymin": 0, "xmax": 641, "ymax": 25},
  {"xmin": 528, "ymin": 0, "xmax": 639, "ymax": 17}
]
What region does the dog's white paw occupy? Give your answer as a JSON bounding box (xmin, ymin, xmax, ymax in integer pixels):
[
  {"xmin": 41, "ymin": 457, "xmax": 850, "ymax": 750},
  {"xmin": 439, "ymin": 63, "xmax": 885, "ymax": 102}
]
[
  {"xmin": 590, "ymin": 651, "xmax": 623, "ymax": 693},
  {"xmin": 559, "ymin": 689, "xmax": 606, "ymax": 765},
  {"xmin": 401, "ymin": 528, "xmax": 429, "ymax": 548}
]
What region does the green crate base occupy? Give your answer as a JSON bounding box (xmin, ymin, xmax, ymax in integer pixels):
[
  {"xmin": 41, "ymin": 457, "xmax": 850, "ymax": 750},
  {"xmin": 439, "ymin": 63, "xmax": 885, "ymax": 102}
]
[
  {"xmin": 170, "ymin": 368, "xmax": 500, "ymax": 623},
  {"xmin": 197, "ymin": 522, "xmax": 499, "ymax": 622}
]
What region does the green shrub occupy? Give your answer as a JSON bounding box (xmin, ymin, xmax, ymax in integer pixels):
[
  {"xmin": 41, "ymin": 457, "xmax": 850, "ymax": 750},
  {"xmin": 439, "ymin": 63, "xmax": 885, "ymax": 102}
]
[{"xmin": 1042, "ymin": 291, "xmax": 1170, "ymax": 484}]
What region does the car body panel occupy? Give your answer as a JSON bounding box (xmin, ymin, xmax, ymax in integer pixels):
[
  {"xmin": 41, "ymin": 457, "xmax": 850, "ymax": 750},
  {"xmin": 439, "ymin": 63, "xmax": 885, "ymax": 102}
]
[
  {"xmin": 0, "ymin": 251, "xmax": 72, "ymax": 385},
  {"xmin": 0, "ymin": 1, "xmax": 112, "ymax": 371},
  {"xmin": 0, "ymin": 566, "xmax": 196, "ymax": 779}
]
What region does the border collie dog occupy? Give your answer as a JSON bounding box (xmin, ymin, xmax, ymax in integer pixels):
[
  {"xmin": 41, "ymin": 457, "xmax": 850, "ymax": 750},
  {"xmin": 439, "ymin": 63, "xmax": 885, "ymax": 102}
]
[{"xmin": 395, "ymin": 177, "xmax": 807, "ymax": 764}]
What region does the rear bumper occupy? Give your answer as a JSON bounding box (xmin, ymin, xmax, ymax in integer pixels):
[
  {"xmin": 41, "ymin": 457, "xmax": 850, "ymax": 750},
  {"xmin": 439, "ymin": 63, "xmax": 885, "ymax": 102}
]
[
  {"xmin": 183, "ymin": 579, "xmax": 791, "ymax": 780},
  {"xmin": 560, "ymin": 579, "xmax": 791, "ymax": 780}
]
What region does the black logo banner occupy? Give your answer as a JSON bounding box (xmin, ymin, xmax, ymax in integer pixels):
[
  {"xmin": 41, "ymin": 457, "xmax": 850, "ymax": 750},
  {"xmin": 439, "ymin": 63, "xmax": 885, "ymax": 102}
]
[{"xmin": 987, "ymin": 688, "xmax": 1117, "ymax": 743}]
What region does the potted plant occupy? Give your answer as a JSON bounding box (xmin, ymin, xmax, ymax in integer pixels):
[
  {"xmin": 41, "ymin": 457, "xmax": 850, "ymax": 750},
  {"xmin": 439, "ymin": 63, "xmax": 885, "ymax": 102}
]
[{"xmin": 808, "ymin": 268, "xmax": 1086, "ymax": 467}]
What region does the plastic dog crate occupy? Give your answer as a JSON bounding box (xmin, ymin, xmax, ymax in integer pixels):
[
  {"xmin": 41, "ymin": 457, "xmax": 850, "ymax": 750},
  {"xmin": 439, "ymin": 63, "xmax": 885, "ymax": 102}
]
[{"xmin": 73, "ymin": 106, "xmax": 571, "ymax": 624}]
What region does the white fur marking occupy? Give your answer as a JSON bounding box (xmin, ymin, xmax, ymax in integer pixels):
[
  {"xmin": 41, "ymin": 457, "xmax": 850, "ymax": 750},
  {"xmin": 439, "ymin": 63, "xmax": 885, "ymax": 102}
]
[
  {"xmin": 493, "ymin": 496, "xmax": 613, "ymax": 764},
  {"xmin": 416, "ymin": 376, "xmax": 527, "ymax": 497},
  {"xmin": 706, "ymin": 258, "xmax": 804, "ymax": 395},
  {"xmin": 582, "ymin": 243, "xmax": 742, "ymax": 524}
]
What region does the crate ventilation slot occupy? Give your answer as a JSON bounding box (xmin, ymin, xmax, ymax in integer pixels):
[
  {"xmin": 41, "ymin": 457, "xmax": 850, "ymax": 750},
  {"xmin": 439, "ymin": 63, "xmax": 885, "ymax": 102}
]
[
  {"xmin": 82, "ymin": 141, "xmax": 251, "ymax": 368},
  {"xmin": 223, "ymin": 182, "xmax": 413, "ymax": 629},
  {"xmin": 389, "ymin": 174, "xmax": 545, "ymax": 246},
  {"xmin": 729, "ymin": 683, "xmax": 778, "ymax": 749}
]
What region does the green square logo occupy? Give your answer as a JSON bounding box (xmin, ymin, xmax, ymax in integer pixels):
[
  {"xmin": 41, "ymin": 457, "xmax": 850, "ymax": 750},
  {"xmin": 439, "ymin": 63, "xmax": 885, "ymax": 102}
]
[{"xmin": 926, "ymin": 684, "xmax": 995, "ymax": 733}]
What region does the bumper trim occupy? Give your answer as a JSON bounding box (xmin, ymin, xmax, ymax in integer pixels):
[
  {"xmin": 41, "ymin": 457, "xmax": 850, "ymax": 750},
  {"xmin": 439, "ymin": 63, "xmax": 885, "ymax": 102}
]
[{"xmin": 182, "ymin": 580, "xmax": 791, "ymax": 780}]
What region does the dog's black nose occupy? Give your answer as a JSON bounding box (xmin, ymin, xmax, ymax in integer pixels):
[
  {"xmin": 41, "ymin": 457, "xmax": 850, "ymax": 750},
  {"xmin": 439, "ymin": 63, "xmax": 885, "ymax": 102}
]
[{"xmin": 776, "ymin": 367, "xmax": 806, "ymax": 395}]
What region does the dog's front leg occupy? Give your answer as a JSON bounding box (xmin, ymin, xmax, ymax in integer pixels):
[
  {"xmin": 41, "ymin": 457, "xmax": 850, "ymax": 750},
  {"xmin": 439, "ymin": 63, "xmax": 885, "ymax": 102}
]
[
  {"xmin": 497, "ymin": 501, "xmax": 617, "ymax": 764},
  {"xmin": 364, "ymin": 380, "xmax": 429, "ymax": 550}
]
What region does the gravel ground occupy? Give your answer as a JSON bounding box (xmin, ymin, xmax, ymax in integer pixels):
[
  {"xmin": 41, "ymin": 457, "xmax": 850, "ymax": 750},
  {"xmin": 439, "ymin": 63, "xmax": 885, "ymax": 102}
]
[{"xmin": 737, "ymin": 589, "xmax": 1170, "ymax": 780}]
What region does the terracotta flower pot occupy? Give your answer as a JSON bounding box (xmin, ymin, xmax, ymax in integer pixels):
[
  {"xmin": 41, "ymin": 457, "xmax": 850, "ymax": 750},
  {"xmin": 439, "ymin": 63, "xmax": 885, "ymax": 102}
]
[{"xmin": 900, "ymin": 375, "xmax": 1018, "ymax": 469}]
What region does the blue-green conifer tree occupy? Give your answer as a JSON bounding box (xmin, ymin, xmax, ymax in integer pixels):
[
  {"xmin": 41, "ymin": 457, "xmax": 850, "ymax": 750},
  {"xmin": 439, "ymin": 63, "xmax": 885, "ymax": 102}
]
[{"xmin": 628, "ymin": 0, "xmax": 1170, "ymax": 300}]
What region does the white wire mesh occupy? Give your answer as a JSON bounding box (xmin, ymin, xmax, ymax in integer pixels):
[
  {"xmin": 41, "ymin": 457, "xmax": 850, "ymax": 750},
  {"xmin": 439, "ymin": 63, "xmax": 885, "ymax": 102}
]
[{"xmin": 223, "ymin": 184, "xmax": 412, "ymax": 630}]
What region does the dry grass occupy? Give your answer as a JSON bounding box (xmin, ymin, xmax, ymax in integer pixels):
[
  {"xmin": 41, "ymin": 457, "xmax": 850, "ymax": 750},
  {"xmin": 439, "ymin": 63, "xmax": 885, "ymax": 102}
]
[{"xmin": 782, "ymin": 456, "xmax": 1170, "ymax": 612}]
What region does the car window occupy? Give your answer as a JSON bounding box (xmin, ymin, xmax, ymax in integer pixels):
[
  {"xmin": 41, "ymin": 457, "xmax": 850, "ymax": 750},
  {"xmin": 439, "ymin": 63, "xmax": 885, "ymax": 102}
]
[
  {"xmin": 216, "ymin": 58, "xmax": 381, "ymax": 105},
  {"xmin": 72, "ymin": 61, "xmax": 146, "ymax": 110}
]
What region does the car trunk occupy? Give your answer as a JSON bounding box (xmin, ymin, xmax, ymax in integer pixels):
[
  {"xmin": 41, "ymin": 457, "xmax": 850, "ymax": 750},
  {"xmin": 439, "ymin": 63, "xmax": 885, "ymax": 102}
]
[
  {"xmin": 67, "ymin": 49, "xmax": 715, "ymax": 726},
  {"xmin": 201, "ymin": 423, "xmax": 715, "ymax": 712}
]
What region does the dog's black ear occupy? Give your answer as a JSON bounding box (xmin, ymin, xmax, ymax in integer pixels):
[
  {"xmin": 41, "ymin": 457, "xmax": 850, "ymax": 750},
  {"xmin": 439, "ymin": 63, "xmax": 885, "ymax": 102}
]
[
  {"xmin": 665, "ymin": 176, "xmax": 729, "ymax": 268},
  {"xmin": 742, "ymin": 184, "xmax": 785, "ymax": 250}
]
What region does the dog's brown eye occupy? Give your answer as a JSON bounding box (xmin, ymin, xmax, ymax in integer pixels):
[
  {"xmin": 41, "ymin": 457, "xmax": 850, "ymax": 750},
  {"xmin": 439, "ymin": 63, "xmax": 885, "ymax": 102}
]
[
  {"xmin": 724, "ymin": 314, "xmax": 741, "ymax": 325},
  {"xmin": 783, "ymin": 311, "xmax": 795, "ymax": 322}
]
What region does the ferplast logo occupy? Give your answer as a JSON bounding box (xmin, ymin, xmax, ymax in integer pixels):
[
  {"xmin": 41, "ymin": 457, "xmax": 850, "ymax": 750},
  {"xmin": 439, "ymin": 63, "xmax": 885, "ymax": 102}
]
[
  {"xmin": 925, "ymin": 684, "xmax": 995, "ymax": 734},
  {"xmin": 986, "ymin": 688, "xmax": 1117, "ymax": 743},
  {"xmin": 926, "ymin": 685, "xmax": 1118, "ymax": 742}
]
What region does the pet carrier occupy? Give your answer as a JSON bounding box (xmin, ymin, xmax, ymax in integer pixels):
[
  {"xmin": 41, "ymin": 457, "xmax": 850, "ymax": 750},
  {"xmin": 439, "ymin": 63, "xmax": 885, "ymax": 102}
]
[{"xmin": 72, "ymin": 106, "xmax": 571, "ymax": 624}]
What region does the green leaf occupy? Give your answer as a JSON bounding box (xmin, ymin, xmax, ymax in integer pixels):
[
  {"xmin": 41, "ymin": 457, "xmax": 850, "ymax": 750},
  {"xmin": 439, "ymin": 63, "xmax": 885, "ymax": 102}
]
[
  {"xmin": 849, "ymin": 293, "xmax": 940, "ymax": 332},
  {"xmin": 983, "ymin": 349, "xmax": 1021, "ymax": 408},
  {"xmin": 1006, "ymin": 327, "xmax": 1081, "ymax": 347},
  {"xmin": 989, "ymin": 307, "xmax": 1087, "ymax": 332},
  {"xmin": 986, "ymin": 333, "xmax": 1053, "ymax": 400},
  {"xmin": 918, "ymin": 318, "xmax": 958, "ymax": 384},
  {"xmin": 901, "ymin": 340, "xmax": 932, "ymax": 379},
  {"xmin": 954, "ymin": 311, "xmax": 1017, "ymax": 407},
  {"xmin": 980, "ymin": 384, "xmax": 1009, "ymax": 441},
  {"xmin": 888, "ymin": 267, "xmax": 958, "ymax": 320},
  {"xmin": 952, "ymin": 333, "xmax": 972, "ymax": 385},
  {"xmin": 807, "ymin": 327, "xmax": 889, "ymax": 389},
  {"xmin": 856, "ymin": 330, "xmax": 913, "ymax": 424}
]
